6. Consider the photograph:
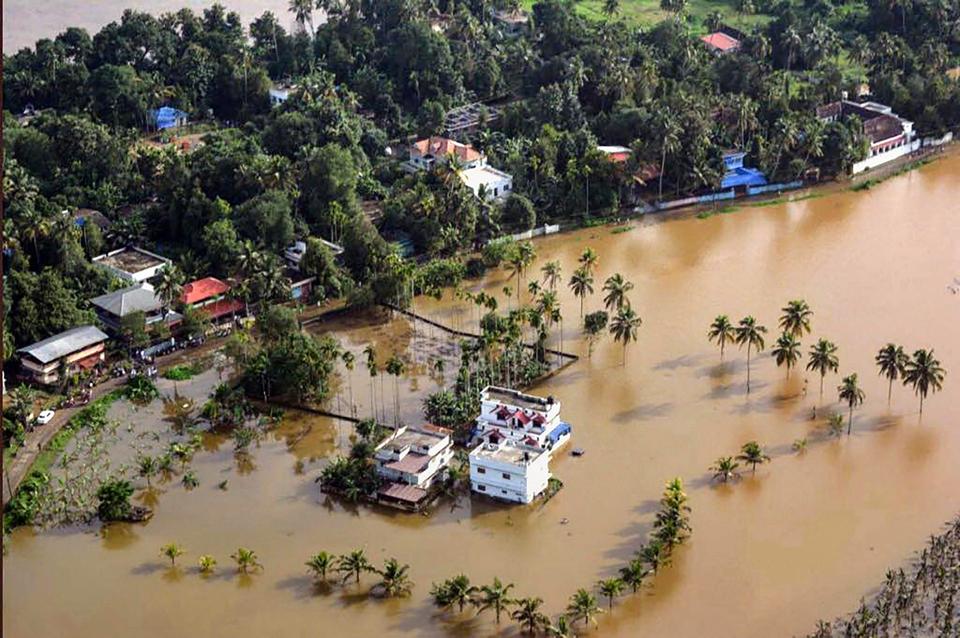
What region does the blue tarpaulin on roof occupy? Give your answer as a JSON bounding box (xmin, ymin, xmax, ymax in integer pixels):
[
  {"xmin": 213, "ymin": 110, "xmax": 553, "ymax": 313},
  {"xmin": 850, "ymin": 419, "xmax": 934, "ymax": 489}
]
[
  {"xmin": 547, "ymin": 422, "xmax": 572, "ymax": 444},
  {"xmin": 151, "ymin": 106, "xmax": 188, "ymax": 130}
]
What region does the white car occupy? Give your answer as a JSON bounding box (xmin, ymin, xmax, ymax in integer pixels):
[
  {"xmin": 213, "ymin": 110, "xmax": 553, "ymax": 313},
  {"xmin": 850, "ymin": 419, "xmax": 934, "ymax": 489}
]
[{"xmin": 36, "ymin": 410, "xmax": 56, "ymax": 426}]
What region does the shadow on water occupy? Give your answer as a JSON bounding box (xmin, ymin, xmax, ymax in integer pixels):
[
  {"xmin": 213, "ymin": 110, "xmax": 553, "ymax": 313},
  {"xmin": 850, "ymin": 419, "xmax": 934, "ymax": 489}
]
[
  {"xmin": 654, "ymin": 353, "xmax": 709, "ymax": 371},
  {"xmin": 611, "ymin": 402, "xmax": 675, "ymax": 423}
]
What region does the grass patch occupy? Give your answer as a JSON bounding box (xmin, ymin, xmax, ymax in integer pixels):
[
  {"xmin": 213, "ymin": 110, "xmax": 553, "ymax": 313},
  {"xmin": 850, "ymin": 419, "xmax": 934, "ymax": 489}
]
[
  {"xmin": 696, "ymin": 205, "xmax": 737, "ymax": 219},
  {"xmin": 610, "ymin": 225, "xmax": 635, "ymax": 234},
  {"xmin": 30, "ymin": 391, "xmax": 123, "ymax": 478},
  {"xmin": 580, "ymin": 216, "xmax": 612, "ymax": 228},
  {"xmin": 520, "ymin": 0, "xmax": 773, "ymax": 29},
  {"xmin": 749, "ymin": 192, "xmax": 825, "ymax": 207},
  {"xmin": 162, "ymin": 362, "xmax": 203, "ymax": 381}
]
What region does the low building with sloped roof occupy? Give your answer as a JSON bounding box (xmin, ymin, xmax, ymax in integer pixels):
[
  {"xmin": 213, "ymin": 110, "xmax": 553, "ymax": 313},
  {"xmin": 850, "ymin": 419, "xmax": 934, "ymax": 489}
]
[
  {"xmin": 816, "ymin": 100, "xmax": 919, "ymax": 174},
  {"xmin": 17, "ymin": 326, "xmax": 109, "ymax": 385},
  {"xmin": 89, "ymin": 284, "xmax": 181, "ymax": 332}
]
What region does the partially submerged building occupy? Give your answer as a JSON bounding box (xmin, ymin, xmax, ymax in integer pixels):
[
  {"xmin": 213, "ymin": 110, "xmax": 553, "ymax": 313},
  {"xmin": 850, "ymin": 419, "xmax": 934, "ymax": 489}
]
[
  {"xmin": 92, "ymin": 246, "xmax": 170, "ymax": 285},
  {"xmin": 468, "ymin": 386, "xmax": 572, "ymax": 504},
  {"xmin": 375, "ymin": 425, "xmax": 455, "ymax": 510},
  {"xmin": 720, "ymin": 150, "xmax": 768, "ymax": 192},
  {"xmin": 17, "ymin": 326, "xmax": 109, "ymax": 385},
  {"xmin": 816, "ymin": 100, "xmax": 919, "ymax": 174}
]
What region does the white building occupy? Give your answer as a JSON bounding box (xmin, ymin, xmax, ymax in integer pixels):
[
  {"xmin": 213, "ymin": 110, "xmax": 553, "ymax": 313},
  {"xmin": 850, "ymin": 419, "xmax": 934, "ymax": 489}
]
[
  {"xmin": 816, "ymin": 100, "xmax": 920, "ymax": 174},
  {"xmin": 468, "ymin": 386, "xmax": 572, "ymax": 504},
  {"xmin": 269, "ymin": 84, "xmax": 297, "ymax": 107},
  {"xmin": 92, "ymin": 246, "xmax": 170, "ymax": 285},
  {"xmin": 469, "ymin": 438, "xmax": 551, "ymax": 504},
  {"xmin": 408, "ymin": 136, "xmax": 513, "ymax": 200},
  {"xmin": 283, "ymin": 238, "xmax": 344, "ymax": 271},
  {"xmin": 475, "ymin": 386, "xmax": 571, "ymax": 451},
  {"xmin": 374, "ymin": 425, "xmax": 454, "ymax": 510}
]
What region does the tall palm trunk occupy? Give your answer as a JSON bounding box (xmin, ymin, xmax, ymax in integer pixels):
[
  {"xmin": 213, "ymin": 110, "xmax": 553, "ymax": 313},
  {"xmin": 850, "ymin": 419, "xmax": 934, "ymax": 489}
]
[
  {"xmin": 847, "ymin": 405, "xmax": 853, "ymax": 435},
  {"xmin": 746, "ymin": 344, "xmax": 752, "ymax": 393}
]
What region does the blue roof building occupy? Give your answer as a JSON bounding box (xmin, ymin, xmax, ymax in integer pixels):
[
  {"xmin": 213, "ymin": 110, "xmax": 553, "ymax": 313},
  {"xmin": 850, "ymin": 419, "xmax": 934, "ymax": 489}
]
[
  {"xmin": 150, "ymin": 106, "xmax": 188, "ymax": 130},
  {"xmin": 720, "ymin": 151, "xmax": 767, "ymax": 189}
]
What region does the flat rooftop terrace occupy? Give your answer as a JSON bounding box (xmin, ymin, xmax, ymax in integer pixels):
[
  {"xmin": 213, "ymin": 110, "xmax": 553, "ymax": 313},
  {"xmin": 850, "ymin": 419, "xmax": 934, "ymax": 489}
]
[
  {"xmin": 94, "ymin": 247, "xmax": 167, "ymax": 273},
  {"xmin": 471, "ymin": 441, "xmax": 545, "ymax": 465},
  {"xmin": 482, "ymin": 386, "xmax": 554, "ymax": 412}
]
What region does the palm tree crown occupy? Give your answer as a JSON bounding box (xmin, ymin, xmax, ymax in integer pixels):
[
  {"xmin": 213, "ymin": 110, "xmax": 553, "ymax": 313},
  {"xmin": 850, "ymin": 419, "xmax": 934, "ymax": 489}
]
[
  {"xmin": 771, "ymin": 332, "xmax": 802, "ymax": 377},
  {"xmin": 875, "ymin": 343, "xmax": 909, "ymax": 404},
  {"xmin": 707, "ymin": 314, "xmax": 736, "ymax": 359},
  {"xmin": 903, "ymin": 349, "xmax": 946, "ymax": 414},
  {"xmin": 610, "ymin": 306, "xmax": 642, "ymax": 365},
  {"xmin": 736, "ymin": 441, "xmax": 770, "ymax": 473},
  {"xmin": 602, "ymin": 273, "xmax": 633, "ymax": 311},
  {"xmin": 779, "ymin": 299, "xmax": 813, "ymax": 338},
  {"xmin": 806, "ymin": 338, "xmax": 839, "ymax": 400},
  {"xmin": 735, "ymin": 316, "xmax": 768, "ymax": 393},
  {"xmin": 566, "ymin": 588, "xmax": 603, "ymax": 628},
  {"xmin": 837, "ymin": 374, "xmax": 865, "ymax": 434},
  {"xmin": 568, "ymin": 267, "xmax": 594, "ymax": 318},
  {"xmin": 475, "ymin": 577, "xmax": 515, "ymax": 624}
]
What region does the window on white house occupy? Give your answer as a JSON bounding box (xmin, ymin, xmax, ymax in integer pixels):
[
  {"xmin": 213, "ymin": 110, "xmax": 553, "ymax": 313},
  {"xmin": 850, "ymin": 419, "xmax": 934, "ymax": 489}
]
[
  {"xmin": 502, "ymin": 472, "xmax": 510, "ymax": 480},
  {"xmin": 477, "ymin": 467, "xmax": 486, "ymax": 474},
  {"xmin": 478, "ymin": 484, "xmax": 487, "ymax": 492}
]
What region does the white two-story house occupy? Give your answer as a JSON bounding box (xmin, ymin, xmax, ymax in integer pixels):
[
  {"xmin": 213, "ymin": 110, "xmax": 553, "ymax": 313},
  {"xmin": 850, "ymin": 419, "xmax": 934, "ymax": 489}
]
[
  {"xmin": 469, "ymin": 436, "xmax": 551, "ymax": 504},
  {"xmin": 475, "ymin": 386, "xmax": 572, "ymax": 451},
  {"xmin": 374, "ymin": 425, "xmax": 454, "ymax": 510},
  {"xmin": 408, "ymin": 137, "xmax": 513, "ymax": 200}
]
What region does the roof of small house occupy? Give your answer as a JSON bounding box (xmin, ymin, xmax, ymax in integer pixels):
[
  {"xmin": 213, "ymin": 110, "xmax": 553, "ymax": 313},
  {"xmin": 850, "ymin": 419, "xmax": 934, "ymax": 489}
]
[
  {"xmin": 384, "ymin": 452, "xmax": 431, "ymax": 475},
  {"xmin": 412, "ymin": 137, "xmax": 483, "ymax": 163},
  {"xmin": 378, "ymin": 483, "xmax": 429, "ymax": 504},
  {"xmin": 598, "ymin": 146, "xmax": 632, "ymax": 163},
  {"xmin": 701, "ymin": 32, "xmax": 740, "ymax": 52},
  {"xmin": 816, "ymin": 101, "xmax": 905, "ymax": 144},
  {"xmin": 181, "ymin": 277, "xmax": 230, "ymax": 305},
  {"xmin": 17, "ymin": 326, "xmax": 109, "ymax": 364},
  {"xmin": 92, "ymin": 246, "xmax": 169, "ymax": 275},
  {"xmin": 90, "ymin": 284, "xmax": 164, "ymax": 318}
]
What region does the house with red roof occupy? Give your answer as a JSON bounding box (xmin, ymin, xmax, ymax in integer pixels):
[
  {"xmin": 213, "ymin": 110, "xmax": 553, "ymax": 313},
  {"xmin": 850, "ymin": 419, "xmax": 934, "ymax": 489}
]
[
  {"xmin": 700, "ymin": 31, "xmax": 741, "ymax": 55},
  {"xmin": 180, "ymin": 277, "xmax": 244, "ymax": 322}
]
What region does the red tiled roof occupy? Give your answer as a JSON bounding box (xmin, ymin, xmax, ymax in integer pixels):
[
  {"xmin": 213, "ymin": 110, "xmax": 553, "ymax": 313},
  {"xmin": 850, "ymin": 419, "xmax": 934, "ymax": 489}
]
[
  {"xmin": 412, "ymin": 137, "xmax": 483, "ymax": 163},
  {"xmin": 532, "ymin": 414, "xmax": 546, "ymax": 424},
  {"xmin": 496, "ymin": 405, "xmax": 513, "ymax": 419},
  {"xmin": 181, "ymin": 277, "xmax": 230, "ymax": 305},
  {"xmin": 701, "ymin": 32, "xmax": 740, "ymax": 52},
  {"xmin": 514, "ymin": 411, "xmax": 531, "ymax": 424}
]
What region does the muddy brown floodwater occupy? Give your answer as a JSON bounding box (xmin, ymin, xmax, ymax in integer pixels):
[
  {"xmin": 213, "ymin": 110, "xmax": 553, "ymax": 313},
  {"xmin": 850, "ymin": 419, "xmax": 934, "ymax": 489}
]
[{"xmin": 5, "ymin": 155, "xmax": 960, "ymax": 637}]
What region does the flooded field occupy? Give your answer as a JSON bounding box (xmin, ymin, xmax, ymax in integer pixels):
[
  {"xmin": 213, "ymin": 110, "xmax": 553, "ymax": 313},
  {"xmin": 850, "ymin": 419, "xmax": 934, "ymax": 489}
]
[
  {"xmin": 3, "ymin": 0, "xmax": 295, "ymax": 52},
  {"xmin": 5, "ymin": 155, "xmax": 960, "ymax": 637}
]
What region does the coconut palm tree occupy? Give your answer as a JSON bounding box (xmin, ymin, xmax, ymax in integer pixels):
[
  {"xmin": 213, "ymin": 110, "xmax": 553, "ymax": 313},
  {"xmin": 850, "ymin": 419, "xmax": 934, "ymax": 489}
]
[
  {"xmin": 806, "ymin": 338, "xmax": 839, "ymax": 408},
  {"xmin": 710, "ymin": 456, "xmax": 740, "ymax": 482},
  {"xmin": 875, "ymin": 343, "xmax": 908, "ymax": 405},
  {"xmin": 375, "ymin": 558, "xmax": 413, "ymax": 597},
  {"xmin": 342, "ymin": 351, "xmax": 356, "ymax": 417},
  {"xmin": 618, "ymin": 558, "xmax": 649, "ymax": 593},
  {"xmin": 903, "ymin": 349, "xmax": 946, "ymax": 415},
  {"xmin": 541, "ymin": 260, "xmax": 562, "ymax": 290},
  {"xmin": 289, "ymin": 0, "xmax": 314, "ymax": 32},
  {"xmin": 610, "ymin": 306, "xmax": 642, "ymax": 366},
  {"xmin": 638, "ymin": 539, "xmax": 669, "ymax": 573},
  {"xmin": 231, "ymin": 547, "xmax": 263, "ymax": 574},
  {"xmin": 475, "ymin": 577, "xmax": 515, "ymax": 624},
  {"xmin": 771, "ymin": 332, "xmax": 802, "ymax": 378},
  {"xmin": 707, "ymin": 315, "xmax": 736, "ymax": 360},
  {"xmin": 198, "ymin": 554, "xmax": 217, "ymax": 574},
  {"xmin": 363, "ymin": 345, "xmax": 379, "ymax": 422},
  {"xmin": 385, "ymin": 354, "xmax": 406, "ymax": 426},
  {"xmin": 602, "ymin": 273, "xmax": 633, "ymax": 311},
  {"xmin": 837, "ymin": 374, "xmax": 865, "ymax": 435},
  {"xmin": 337, "ymin": 549, "xmax": 374, "ymax": 584},
  {"xmin": 566, "ymin": 588, "xmax": 603, "ymax": 628},
  {"xmin": 735, "ymin": 316, "xmax": 768, "ymax": 393},
  {"xmin": 432, "ymin": 574, "xmax": 477, "ymax": 613},
  {"xmin": 511, "ymin": 596, "xmax": 549, "ymax": 634},
  {"xmin": 155, "ymin": 264, "xmax": 184, "ymax": 310},
  {"xmin": 597, "ymin": 577, "xmax": 625, "ymax": 610},
  {"xmin": 736, "ymin": 441, "xmax": 770, "ymax": 473},
  {"xmin": 579, "ymin": 247, "xmax": 599, "ymax": 276},
  {"xmin": 160, "ymin": 543, "xmax": 185, "ymax": 566},
  {"xmin": 778, "ymin": 299, "xmax": 813, "ymax": 338},
  {"xmin": 306, "ymin": 551, "xmax": 335, "ymax": 582},
  {"xmin": 546, "ymin": 615, "xmax": 574, "ymax": 638},
  {"xmin": 137, "ymin": 454, "xmax": 158, "ymax": 487},
  {"xmin": 568, "ymin": 267, "xmax": 594, "ymax": 319}
]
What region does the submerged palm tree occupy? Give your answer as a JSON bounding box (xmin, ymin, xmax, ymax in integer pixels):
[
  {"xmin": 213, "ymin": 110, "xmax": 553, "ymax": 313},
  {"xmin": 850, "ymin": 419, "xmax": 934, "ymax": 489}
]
[
  {"xmin": 338, "ymin": 549, "xmax": 374, "ymax": 584},
  {"xmin": 475, "ymin": 577, "xmax": 515, "ymax": 624},
  {"xmin": 597, "ymin": 577, "xmax": 625, "ymax": 610},
  {"xmin": 375, "ymin": 558, "xmax": 413, "ymax": 597},
  {"xmin": 568, "ymin": 267, "xmax": 594, "ymax": 318},
  {"xmin": 736, "ymin": 441, "xmax": 770, "ymax": 473},
  {"xmin": 806, "ymin": 338, "xmax": 839, "ymax": 407},
  {"xmin": 779, "ymin": 299, "xmax": 813, "ymax": 338},
  {"xmin": 837, "ymin": 374, "xmax": 865, "ymax": 435},
  {"xmin": 231, "ymin": 547, "xmax": 263, "ymax": 574},
  {"xmin": 197, "ymin": 554, "xmax": 217, "ymax": 574},
  {"xmin": 903, "ymin": 349, "xmax": 946, "ymax": 415},
  {"xmin": 735, "ymin": 316, "xmax": 768, "ymax": 393},
  {"xmin": 618, "ymin": 557, "xmax": 649, "ymax": 593},
  {"xmin": 710, "ymin": 456, "xmax": 741, "ymax": 482},
  {"xmin": 566, "ymin": 588, "xmax": 603, "ymax": 628},
  {"xmin": 875, "ymin": 343, "xmax": 909, "ymax": 404},
  {"xmin": 511, "ymin": 596, "xmax": 549, "ymax": 634},
  {"xmin": 306, "ymin": 551, "xmax": 335, "ymax": 582},
  {"xmin": 578, "ymin": 247, "xmax": 598, "ymax": 275},
  {"xmin": 771, "ymin": 332, "xmax": 802, "ymax": 378},
  {"xmin": 707, "ymin": 314, "xmax": 736, "ymax": 360},
  {"xmin": 602, "ymin": 273, "xmax": 633, "ymax": 310},
  {"xmin": 160, "ymin": 543, "xmax": 185, "ymax": 566},
  {"xmin": 431, "ymin": 574, "xmax": 477, "ymax": 613},
  {"xmin": 541, "ymin": 260, "xmax": 562, "ymax": 290},
  {"xmin": 610, "ymin": 306, "xmax": 642, "ymax": 365},
  {"xmin": 546, "ymin": 615, "xmax": 574, "ymax": 638}
]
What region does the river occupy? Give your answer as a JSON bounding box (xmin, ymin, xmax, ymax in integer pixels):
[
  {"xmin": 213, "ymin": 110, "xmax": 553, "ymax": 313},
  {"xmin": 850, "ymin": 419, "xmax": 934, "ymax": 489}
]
[
  {"xmin": 4, "ymin": 154, "xmax": 960, "ymax": 637},
  {"xmin": 3, "ymin": 0, "xmax": 295, "ymax": 53}
]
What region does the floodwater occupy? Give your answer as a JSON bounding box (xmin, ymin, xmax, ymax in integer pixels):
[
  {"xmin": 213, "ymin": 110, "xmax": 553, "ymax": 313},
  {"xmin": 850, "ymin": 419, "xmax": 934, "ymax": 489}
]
[
  {"xmin": 3, "ymin": 0, "xmax": 297, "ymax": 53},
  {"xmin": 5, "ymin": 154, "xmax": 960, "ymax": 637}
]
